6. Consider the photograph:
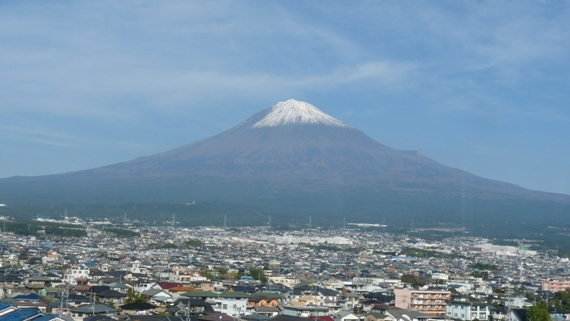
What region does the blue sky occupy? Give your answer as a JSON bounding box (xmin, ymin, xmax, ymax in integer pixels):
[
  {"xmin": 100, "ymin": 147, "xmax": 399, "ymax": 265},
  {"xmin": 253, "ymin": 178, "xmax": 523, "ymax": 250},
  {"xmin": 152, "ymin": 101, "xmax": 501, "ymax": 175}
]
[{"xmin": 1, "ymin": 1, "xmax": 570, "ymax": 195}]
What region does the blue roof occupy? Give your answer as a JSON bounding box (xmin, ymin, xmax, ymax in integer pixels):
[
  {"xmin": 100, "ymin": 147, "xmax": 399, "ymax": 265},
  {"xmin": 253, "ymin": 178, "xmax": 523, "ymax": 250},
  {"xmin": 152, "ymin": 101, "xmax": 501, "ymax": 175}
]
[
  {"xmin": 11, "ymin": 293, "xmax": 40, "ymax": 301},
  {"xmin": 0, "ymin": 304, "xmax": 13, "ymax": 312},
  {"xmin": 32, "ymin": 315, "xmax": 59, "ymax": 321},
  {"xmin": 0, "ymin": 308, "xmax": 42, "ymax": 321}
]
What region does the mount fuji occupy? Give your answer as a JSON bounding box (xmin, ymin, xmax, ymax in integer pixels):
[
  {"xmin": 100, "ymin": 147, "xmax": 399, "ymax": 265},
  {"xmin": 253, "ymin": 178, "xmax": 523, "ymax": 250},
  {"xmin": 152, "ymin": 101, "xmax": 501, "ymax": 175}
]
[{"xmin": 1, "ymin": 99, "xmax": 569, "ymax": 230}]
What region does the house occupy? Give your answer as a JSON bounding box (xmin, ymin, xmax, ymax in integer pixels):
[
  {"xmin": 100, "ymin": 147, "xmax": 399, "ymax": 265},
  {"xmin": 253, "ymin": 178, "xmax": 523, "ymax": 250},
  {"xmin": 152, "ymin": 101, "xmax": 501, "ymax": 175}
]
[
  {"xmin": 141, "ymin": 289, "xmax": 173, "ymax": 303},
  {"xmin": 95, "ymin": 289, "xmax": 127, "ymax": 305},
  {"xmin": 364, "ymin": 313, "xmax": 393, "ymax": 321},
  {"xmin": 165, "ymin": 298, "xmax": 214, "ymax": 316},
  {"xmin": 249, "ymin": 296, "xmax": 279, "ymax": 307},
  {"xmin": 119, "ymin": 302, "xmax": 158, "ymax": 315},
  {"xmin": 253, "ymin": 306, "xmax": 281, "ymax": 317},
  {"xmin": 154, "ymin": 282, "xmax": 183, "ymax": 290},
  {"xmin": 270, "ymin": 315, "xmax": 315, "ymax": 321},
  {"xmin": 508, "ymin": 309, "xmax": 527, "ymax": 321},
  {"xmin": 283, "ymin": 306, "xmax": 330, "ymax": 317},
  {"xmin": 63, "ymin": 264, "xmax": 90, "ymax": 284},
  {"xmin": 331, "ymin": 310, "xmax": 360, "ymax": 321},
  {"xmin": 211, "ymin": 298, "xmax": 248, "ymax": 317},
  {"xmin": 198, "ymin": 312, "xmax": 234, "ymax": 321},
  {"xmin": 69, "ymin": 303, "xmax": 118, "ymax": 318},
  {"xmin": 549, "ymin": 307, "xmax": 569, "ymax": 320},
  {"xmin": 384, "ymin": 309, "xmax": 430, "ymax": 321},
  {"xmin": 446, "ymin": 301, "xmax": 490, "ymax": 321}
]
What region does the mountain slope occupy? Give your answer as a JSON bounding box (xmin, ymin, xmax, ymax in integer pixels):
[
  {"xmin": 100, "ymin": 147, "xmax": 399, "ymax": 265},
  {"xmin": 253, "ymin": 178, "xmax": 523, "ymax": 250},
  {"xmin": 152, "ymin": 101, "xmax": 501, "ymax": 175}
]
[{"xmin": 1, "ymin": 99, "xmax": 569, "ymax": 208}]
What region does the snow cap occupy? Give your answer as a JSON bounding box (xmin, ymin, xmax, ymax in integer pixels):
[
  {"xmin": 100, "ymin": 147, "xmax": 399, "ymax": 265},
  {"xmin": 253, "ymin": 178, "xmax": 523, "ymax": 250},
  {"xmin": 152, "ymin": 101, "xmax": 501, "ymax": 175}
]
[{"xmin": 252, "ymin": 99, "xmax": 348, "ymax": 128}]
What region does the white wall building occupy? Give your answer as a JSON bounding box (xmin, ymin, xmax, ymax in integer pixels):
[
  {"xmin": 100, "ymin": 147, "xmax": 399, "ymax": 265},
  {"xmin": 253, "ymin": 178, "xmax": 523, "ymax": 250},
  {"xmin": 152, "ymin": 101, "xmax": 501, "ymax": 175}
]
[
  {"xmin": 212, "ymin": 299, "xmax": 248, "ymax": 317},
  {"xmin": 446, "ymin": 301, "xmax": 490, "ymax": 321},
  {"xmin": 63, "ymin": 264, "xmax": 90, "ymax": 284}
]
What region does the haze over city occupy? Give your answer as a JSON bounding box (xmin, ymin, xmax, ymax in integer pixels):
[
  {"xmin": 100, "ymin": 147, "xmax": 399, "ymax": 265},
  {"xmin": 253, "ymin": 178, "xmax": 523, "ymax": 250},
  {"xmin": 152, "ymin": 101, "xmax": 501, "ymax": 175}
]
[{"xmin": 1, "ymin": 1, "xmax": 570, "ymax": 195}]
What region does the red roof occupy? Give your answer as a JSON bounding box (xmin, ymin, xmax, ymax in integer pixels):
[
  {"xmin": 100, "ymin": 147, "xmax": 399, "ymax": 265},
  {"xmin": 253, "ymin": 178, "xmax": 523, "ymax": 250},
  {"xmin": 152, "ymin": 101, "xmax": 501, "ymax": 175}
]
[
  {"xmin": 157, "ymin": 282, "xmax": 183, "ymax": 289},
  {"xmin": 311, "ymin": 316, "xmax": 334, "ymax": 321}
]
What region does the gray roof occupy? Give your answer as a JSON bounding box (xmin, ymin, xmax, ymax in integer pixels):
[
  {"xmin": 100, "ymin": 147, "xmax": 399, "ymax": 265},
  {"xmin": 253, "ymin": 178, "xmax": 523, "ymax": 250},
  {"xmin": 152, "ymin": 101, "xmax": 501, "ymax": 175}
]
[{"xmin": 69, "ymin": 304, "xmax": 118, "ymax": 314}]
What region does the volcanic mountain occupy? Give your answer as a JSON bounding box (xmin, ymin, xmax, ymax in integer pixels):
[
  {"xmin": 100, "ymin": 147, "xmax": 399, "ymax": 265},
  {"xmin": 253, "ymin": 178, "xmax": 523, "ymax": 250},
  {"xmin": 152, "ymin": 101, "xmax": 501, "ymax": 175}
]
[{"xmin": 1, "ymin": 99, "xmax": 569, "ymax": 230}]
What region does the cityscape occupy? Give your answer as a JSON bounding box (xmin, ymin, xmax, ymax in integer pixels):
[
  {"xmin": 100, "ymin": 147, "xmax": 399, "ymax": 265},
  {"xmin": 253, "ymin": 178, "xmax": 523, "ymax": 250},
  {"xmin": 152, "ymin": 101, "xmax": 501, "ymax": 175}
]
[{"xmin": 0, "ymin": 214, "xmax": 567, "ymax": 321}]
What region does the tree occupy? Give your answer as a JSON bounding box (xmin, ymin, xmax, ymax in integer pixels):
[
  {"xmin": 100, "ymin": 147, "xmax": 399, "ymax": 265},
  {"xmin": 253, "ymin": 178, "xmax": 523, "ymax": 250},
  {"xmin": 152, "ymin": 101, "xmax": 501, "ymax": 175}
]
[
  {"xmin": 201, "ymin": 269, "xmax": 215, "ymax": 280},
  {"xmin": 218, "ymin": 268, "xmax": 228, "ymax": 279},
  {"xmin": 553, "ymin": 288, "xmax": 570, "ymax": 310},
  {"xmin": 527, "ymin": 302, "xmax": 551, "ymax": 321},
  {"xmin": 125, "ymin": 287, "xmax": 144, "ymax": 303},
  {"xmin": 249, "ymin": 268, "xmax": 268, "ymax": 283},
  {"xmin": 230, "ymin": 271, "xmax": 244, "ymax": 280},
  {"xmin": 401, "ymin": 274, "xmax": 417, "ymax": 285}
]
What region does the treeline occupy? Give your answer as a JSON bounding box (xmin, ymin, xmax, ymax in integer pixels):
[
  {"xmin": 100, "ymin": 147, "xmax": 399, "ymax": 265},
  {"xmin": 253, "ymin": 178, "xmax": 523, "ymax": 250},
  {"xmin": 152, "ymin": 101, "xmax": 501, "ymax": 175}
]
[
  {"xmin": 2, "ymin": 221, "xmax": 86, "ymax": 237},
  {"xmin": 391, "ymin": 247, "xmax": 465, "ymax": 259},
  {"xmin": 147, "ymin": 239, "xmax": 203, "ymax": 249},
  {"xmin": 470, "ymin": 262, "xmax": 498, "ymax": 270},
  {"xmin": 104, "ymin": 228, "xmax": 140, "ymax": 238},
  {"xmin": 304, "ymin": 244, "xmax": 364, "ymax": 253}
]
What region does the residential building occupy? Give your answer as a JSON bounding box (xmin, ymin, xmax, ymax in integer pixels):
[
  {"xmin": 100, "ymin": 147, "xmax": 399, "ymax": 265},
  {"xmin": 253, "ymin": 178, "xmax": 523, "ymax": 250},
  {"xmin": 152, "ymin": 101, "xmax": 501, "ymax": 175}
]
[
  {"xmin": 394, "ymin": 289, "xmax": 450, "ymax": 316},
  {"xmin": 446, "ymin": 301, "xmax": 490, "ymax": 321},
  {"xmin": 542, "ymin": 279, "xmax": 570, "ymax": 292}
]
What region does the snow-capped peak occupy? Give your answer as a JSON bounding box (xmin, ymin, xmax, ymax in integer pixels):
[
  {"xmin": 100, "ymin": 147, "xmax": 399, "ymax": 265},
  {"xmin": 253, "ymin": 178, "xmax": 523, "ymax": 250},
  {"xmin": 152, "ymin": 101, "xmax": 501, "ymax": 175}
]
[{"xmin": 252, "ymin": 99, "xmax": 349, "ymax": 128}]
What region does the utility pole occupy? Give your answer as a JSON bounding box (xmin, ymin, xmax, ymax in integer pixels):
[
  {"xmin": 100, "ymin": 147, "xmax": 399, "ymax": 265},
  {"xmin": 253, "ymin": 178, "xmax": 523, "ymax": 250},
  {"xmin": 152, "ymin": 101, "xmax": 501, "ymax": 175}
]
[
  {"xmin": 92, "ymin": 293, "xmax": 96, "ymax": 316},
  {"xmin": 224, "ymin": 215, "xmax": 227, "ymax": 229},
  {"xmin": 268, "ymin": 215, "xmax": 271, "ymax": 227},
  {"xmin": 186, "ymin": 298, "xmax": 191, "ymax": 321},
  {"xmin": 309, "ymin": 216, "xmax": 312, "ymax": 229}
]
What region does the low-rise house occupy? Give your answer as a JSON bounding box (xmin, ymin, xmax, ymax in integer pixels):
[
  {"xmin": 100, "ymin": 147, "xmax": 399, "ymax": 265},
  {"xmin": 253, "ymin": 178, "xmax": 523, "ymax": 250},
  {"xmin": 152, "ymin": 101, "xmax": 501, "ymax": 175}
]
[
  {"xmin": 211, "ymin": 298, "xmax": 248, "ymax": 317},
  {"xmin": 248, "ymin": 296, "xmax": 279, "ymax": 307},
  {"xmin": 365, "ymin": 313, "xmax": 394, "ymax": 321},
  {"xmin": 96, "ymin": 289, "xmax": 127, "ymax": 305},
  {"xmin": 69, "ymin": 303, "xmax": 118, "ymax": 319},
  {"xmin": 331, "ymin": 310, "xmax": 360, "ymax": 321},
  {"xmin": 282, "ymin": 306, "xmax": 329, "ymax": 317},
  {"xmin": 119, "ymin": 302, "xmax": 158, "ymax": 315},
  {"xmin": 384, "ymin": 309, "xmax": 430, "ymax": 321}
]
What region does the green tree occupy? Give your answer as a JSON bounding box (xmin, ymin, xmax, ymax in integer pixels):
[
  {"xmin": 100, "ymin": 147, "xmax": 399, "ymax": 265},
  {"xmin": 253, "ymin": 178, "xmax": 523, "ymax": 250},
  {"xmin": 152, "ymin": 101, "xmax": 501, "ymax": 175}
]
[
  {"xmin": 125, "ymin": 287, "xmax": 144, "ymax": 303},
  {"xmin": 218, "ymin": 268, "xmax": 228, "ymax": 279},
  {"xmin": 201, "ymin": 269, "xmax": 215, "ymax": 280},
  {"xmin": 554, "ymin": 288, "xmax": 570, "ymax": 310},
  {"xmin": 401, "ymin": 274, "xmax": 419, "ymax": 288},
  {"xmin": 249, "ymin": 268, "xmax": 268, "ymax": 283},
  {"xmin": 185, "ymin": 239, "xmax": 203, "ymax": 247},
  {"xmin": 527, "ymin": 302, "xmax": 551, "ymax": 321}
]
